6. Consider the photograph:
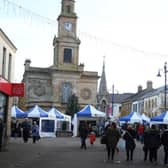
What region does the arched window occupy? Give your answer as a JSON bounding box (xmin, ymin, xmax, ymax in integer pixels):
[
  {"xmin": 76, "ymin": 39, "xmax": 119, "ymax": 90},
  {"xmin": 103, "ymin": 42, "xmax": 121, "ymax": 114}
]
[
  {"xmin": 100, "ymin": 100, "xmax": 107, "ymax": 112},
  {"xmin": 61, "ymin": 82, "xmax": 72, "ymax": 103}
]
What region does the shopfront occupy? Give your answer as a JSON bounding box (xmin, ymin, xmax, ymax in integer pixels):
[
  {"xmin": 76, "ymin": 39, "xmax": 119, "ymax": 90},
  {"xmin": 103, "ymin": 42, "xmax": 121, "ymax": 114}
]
[
  {"xmin": 0, "ymin": 77, "xmax": 24, "ymax": 150},
  {"xmin": 0, "ymin": 92, "xmax": 8, "ymax": 150},
  {"xmin": 0, "ymin": 92, "xmax": 7, "ymax": 121}
]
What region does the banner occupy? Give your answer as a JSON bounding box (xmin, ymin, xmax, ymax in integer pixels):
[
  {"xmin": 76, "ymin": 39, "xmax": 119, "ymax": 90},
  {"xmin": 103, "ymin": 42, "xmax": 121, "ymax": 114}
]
[{"xmin": 11, "ymin": 83, "xmax": 24, "ymax": 97}]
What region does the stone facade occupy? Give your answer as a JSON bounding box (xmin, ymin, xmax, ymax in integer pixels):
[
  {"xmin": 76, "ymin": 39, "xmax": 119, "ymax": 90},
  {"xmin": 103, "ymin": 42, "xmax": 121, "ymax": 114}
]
[{"xmin": 22, "ymin": 0, "xmax": 99, "ymax": 112}]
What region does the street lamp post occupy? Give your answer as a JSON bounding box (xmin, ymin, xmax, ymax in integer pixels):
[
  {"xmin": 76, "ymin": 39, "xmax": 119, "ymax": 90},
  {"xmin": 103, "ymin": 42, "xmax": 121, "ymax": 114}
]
[
  {"xmin": 164, "ymin": 62, "xmax": 167, "ymax": 112},
  {"xmin": 157, "ymin": 62, "xmax": 168, "ymax": 112},
  {"xmin": 111, "ymin": 84, "xmax": 114, "ymax": 116}
]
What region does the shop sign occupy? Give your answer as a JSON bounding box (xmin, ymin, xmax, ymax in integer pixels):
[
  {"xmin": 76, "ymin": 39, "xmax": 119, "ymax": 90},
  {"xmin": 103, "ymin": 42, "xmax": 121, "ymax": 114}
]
[{"xmin": 11, "ymin": 83, "xmax": 24, "ymax": 97}]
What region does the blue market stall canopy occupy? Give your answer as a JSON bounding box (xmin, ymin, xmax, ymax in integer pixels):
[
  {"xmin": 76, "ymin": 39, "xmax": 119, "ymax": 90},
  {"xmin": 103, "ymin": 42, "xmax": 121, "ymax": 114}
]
[
  {"xmin": 150, "ymin": 112, "xmax": 168, "ymax": 124},
  {"xmin": 11, "ymin": 105, "xmax": 27, "ymax": 118},
  {"xmin": 141, "ymin": 113, "xmax": 150, "ymax": 123},
  {"xmin": 48, "ymin": 107, "xmax": 64, "ymax": 119},
  {"xmin": 77, "ymin": 105, "xmax": 106, "ymax": 118},
  {"xmin": 119, "ymin": 112, "xmax": 142, "ymax": 123},
  {"xmin": 27, "ymin": 105, "xmax": 48, "ymax": 118}
]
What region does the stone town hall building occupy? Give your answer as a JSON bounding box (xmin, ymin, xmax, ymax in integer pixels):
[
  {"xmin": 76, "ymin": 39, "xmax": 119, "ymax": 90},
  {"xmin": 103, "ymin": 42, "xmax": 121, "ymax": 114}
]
[{"xmin": 21, "ymin": 0, "xmax": 99, "ymax": 112}]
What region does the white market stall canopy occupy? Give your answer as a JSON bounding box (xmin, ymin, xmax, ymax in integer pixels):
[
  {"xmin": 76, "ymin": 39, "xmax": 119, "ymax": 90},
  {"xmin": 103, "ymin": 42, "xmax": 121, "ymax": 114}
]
[
  {"xmin": 48, "ymin": 107, "xmax": 64, "ymax": 119},
  {"xmin": 55, "ymin": 109, "xmax": 71, "ymax": 122},
  {"xmin": 141, "ymin": 113, "xmax": 150, "ymax": 123},
  {"xmin": 77, "ymin": 105, "xmax": 106, "ymax": 118},
  {"xmin": 11, "ymin": 105, "xmax": 72, "ymax": 137},
  {"xmin": 11, "ymin": 105, "xmax": 27, "ymax": 118},
  {"xmin": 150, "ymin": 111, "xmax": 168, "ymax": 125},
  {"xmin": 26, "ymin": 105, "xmax": 48, "ymax": 118},
  {"xmin": 119, "ymin": 112, "xmax": 142, "ymax": 124},
  {"xmin": 72, "ymin": 105, "xmax": 105, "ymax": 137},
  {"xmin": 47, "ymin": 107, "xmax": 71, "ymax": 132}
]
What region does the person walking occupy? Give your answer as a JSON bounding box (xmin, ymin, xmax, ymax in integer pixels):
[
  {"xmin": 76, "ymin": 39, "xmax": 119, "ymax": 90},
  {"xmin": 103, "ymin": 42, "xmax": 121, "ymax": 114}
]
[
  {"xmin": 137, "ymin": 124, "xmax": 145, "ymax": 144},
  {"xmin": 16, "ymin": 121, "xmax": 22, "ymax": 137},
  {"xmin": 106, "ymin": 122, "xmax": 120, "ymax": 161},
  {"xmin": 0, "ymin": 119, "xmax": 3, "ymax": 151},
  {"xmin": 32, "ymin": 121, "xmax": 39, "ymax": 144},
  {"xmin": 21, "ymin": 118, "xmax": 31, "ymax": 143},
  {"xmin": 147, "ymin": 125, "xmax": 161, "ymax": 164},
  {"xmin": 123, "ymin": 125, "xmax": 136, "ymax": 161},
  {"xmin": 143, "ymin": 126, "xmax": 150, "ymax": 161},
  {"xmin": 161, "ymin": 125, "xmax": 168, "ymax": 165},
  {"xmin": 78, "ymin": 122, "xmax": 88, "ymax": 149},
  {"xmin": 88, "ymin": 131, "xmax": 96, "ymax": 146}
]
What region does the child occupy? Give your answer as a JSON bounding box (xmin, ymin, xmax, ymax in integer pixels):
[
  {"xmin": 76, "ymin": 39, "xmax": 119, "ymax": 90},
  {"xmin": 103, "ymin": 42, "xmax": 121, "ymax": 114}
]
[{"xmin": 89, "ymin": 131, "xmax": 96, "ymax": 145}]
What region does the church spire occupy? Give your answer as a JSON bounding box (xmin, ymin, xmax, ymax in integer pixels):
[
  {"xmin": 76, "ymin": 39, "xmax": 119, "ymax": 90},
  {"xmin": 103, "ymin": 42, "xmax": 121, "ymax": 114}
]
[{"xmin": 99, "ymin": 56, "xmax": 108, "ymax": 96}]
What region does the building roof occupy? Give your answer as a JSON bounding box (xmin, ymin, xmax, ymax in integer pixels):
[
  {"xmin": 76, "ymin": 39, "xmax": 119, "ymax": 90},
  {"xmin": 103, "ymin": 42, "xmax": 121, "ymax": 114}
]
[
  {"xmin": 0, "ymin": 28, "xmax": 17, "ymax": 51},
  {"xmin": 108, "ymin": 93, "xmax": 134, "ymax": 104},
  {"xmin": 121, "ymin": 88, "xmax": 155, "ymax": 103},
  {"xmin": 141, "ymin": 85, "xmax": 167, "ymax": 99}
]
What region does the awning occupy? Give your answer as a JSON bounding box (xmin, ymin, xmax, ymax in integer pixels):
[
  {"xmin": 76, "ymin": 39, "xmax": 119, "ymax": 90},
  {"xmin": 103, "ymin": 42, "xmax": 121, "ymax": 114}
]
[
  {"xmin": 0, "ymin": 77, "xmax": 11, "ymax": 95},
  {"xmin": 0, "ymin": 77, "xmax": 24, "ymax": 96}
]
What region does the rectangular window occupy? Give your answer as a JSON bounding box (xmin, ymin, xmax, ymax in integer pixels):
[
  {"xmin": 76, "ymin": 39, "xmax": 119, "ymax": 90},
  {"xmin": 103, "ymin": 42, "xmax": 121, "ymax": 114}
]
[
  {"xmin": 2, "ymin": 47, "xmax": 6, "ymax": 77},
  {"xmin": 8, "ymin": 53, "xmax": 12, "ymax": 81},
  {"xmin": 64, "ymin": 48, "xmax": 72, "ymax": 63},
  {"xmin": 132, "ymin": 104, "xmax": 137, "ymax": 112},
  {"xmin": 66, "ymin": 5, "xmax": 71, "ymax": 13}
]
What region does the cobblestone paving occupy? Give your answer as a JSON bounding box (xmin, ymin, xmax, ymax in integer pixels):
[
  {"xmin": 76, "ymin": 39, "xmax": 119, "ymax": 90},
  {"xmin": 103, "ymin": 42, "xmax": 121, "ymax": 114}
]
[{"xmin": 0, "ymin": 137, "xmax": 165, "ymax": 168}]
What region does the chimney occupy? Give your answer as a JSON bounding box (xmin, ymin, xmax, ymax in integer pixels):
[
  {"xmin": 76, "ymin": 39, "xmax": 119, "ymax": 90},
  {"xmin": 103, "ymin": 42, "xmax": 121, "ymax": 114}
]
[
  {"xmin": 146, "ymin": 80, "xmax": 153, "ymax": 90},
  {"xmin": 138, "ymin": 85, "xmax": 143, "ymax": 92},
  {"xmin": 24, "ymin": 59, "xmax": 31, "ymax": 71}
]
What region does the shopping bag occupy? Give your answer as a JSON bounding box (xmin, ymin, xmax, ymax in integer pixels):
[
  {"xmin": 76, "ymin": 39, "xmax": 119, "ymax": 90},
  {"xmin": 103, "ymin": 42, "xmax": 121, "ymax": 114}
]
[
  {"xmin": 117, "ymin": 138, "xmax": 125, "ymax": 150},
  {"xmin": 100, "ymin": 134, "xmax": 107, "ymax": 144}
]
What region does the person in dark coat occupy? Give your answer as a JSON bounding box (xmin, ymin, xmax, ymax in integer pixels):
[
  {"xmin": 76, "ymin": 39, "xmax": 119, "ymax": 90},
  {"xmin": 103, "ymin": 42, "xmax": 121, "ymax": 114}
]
[
  {"xmin": 161, "ymin": 125, "xmax": 168, "ymax": 165},
  {"xmin": 123, "ymin": 125, "xmax": 136, "ymax": 161},
  {"xmin": 143, "ymin": 126, "xmax": 150, "ymax": 161},
  {"xmin": 16, "ymin": 121, "xmax": 22, "ymax": 137},
  {"xmin": 106, "ymin": 122, "xmax": 120, "ymax": 161},
  {"xmin": 11, "ymin": 119, "xmax": 17, "ymax": 137},
  {"xmin": 0, "ymin": 119, "xmax": 3, "ymax": 151},
  {"xmin": 147, "ymin": 125, "xmax": 161, "ymax": 163},
  {"xmin": 78, "ymin": 122, "xmax": 88, "ymax": 149},
  {"xmin": 21, "ymin": 118, "xmax": 31, "ymax": 143},
  {"xmin": 31, "ymin": 121, "xmax": 39, "ymax": 144}
]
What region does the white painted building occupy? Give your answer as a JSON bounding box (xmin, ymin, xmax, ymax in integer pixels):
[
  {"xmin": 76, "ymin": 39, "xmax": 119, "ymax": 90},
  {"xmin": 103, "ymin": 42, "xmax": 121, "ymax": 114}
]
[
  {"xmin": 0, "ymin": 28, "xmax": 16, "ymax": 82},
  {"xmin": 144, "ymin": 86, "xmax": 167, "ymax": 117},
  {"xmin": 0, "ymin": 28, "xmax": 17, "ymax": 150},
  {"xmin": 130, "ymin": 85, "xmax": 166, "ymax": 117}
]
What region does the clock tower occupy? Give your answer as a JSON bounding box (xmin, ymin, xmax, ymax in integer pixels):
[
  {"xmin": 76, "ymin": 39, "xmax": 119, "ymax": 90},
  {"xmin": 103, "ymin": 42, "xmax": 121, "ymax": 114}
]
[
  {"xmin": 53, "ymin": 0, "xmax": 81, "ymax": 70},
  {"xmin": 22, "ymin": 0, "xmax": 99, "ymax": 112}
]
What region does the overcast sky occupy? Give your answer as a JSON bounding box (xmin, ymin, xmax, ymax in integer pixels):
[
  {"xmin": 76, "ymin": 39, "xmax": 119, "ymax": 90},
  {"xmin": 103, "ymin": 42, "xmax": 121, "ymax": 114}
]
[{"xmin": 1, "ymin": 0, "xmax": 168, "ymax": 93}]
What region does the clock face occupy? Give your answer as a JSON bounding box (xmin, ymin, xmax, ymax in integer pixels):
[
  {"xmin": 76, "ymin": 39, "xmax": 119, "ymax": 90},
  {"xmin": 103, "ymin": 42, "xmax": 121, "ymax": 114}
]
[{"xmin": 64, "ymin": 22, "xmax": 72, "ymax": 31}]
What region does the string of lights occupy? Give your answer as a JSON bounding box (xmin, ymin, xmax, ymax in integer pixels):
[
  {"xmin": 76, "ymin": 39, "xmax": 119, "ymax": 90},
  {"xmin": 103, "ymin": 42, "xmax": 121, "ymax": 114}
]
[
  {"xmin": 78, "ymin": 30, "xmax": 168, "ymax": 58},
  {"xmin": 1, "ymin": 0, "xmax": 168, "ymax": 59},
  {"xmin": 0, "ymin": 0, "xmax": 56, "ymax": 25}
]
